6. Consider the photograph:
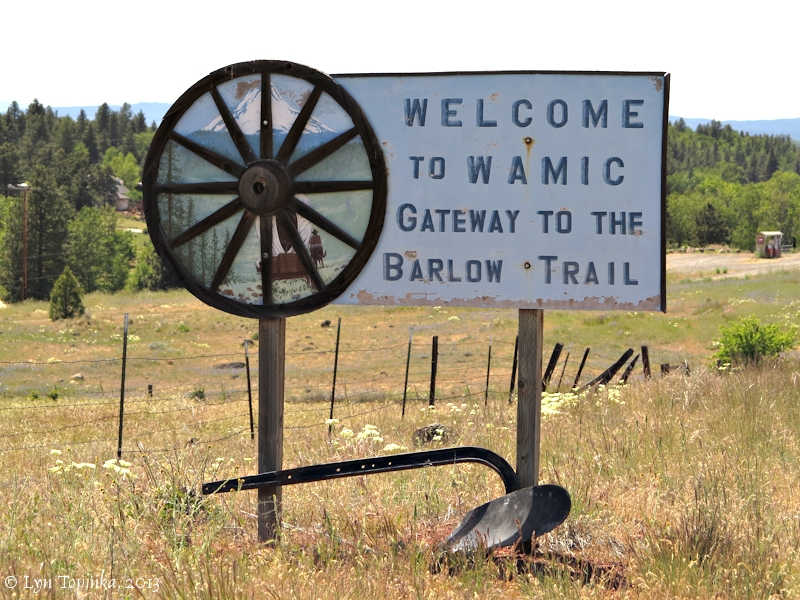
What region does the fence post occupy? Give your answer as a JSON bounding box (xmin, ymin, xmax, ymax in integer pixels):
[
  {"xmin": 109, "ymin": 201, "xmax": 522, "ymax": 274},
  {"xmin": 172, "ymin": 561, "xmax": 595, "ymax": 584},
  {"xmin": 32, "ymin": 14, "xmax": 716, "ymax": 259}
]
[
  {"xmin": 555, "ymin": 351, "xmax": 570, "ymax": 392},
  {"xmin": 328, "ymin": 318, "xmax": 342, "ymax": 435},
  {"xmin": 428, "ymin": 335, "xmax": 438, "ymax": 407},
  {"xmin": 245, "ymin": 339, "xmax": 255, "ymax": 440},
  {"xmin": 508, "ymin": 335, "xmax": 519, "ymax": 403},
  {"xmin": 572, "ymin": 348, "xmax": 590, "ymax": 390},
  {"xmin": 116, "ymin": 313, "xmax": 129, "ymax": 459},
  {"xmin": 484, "ymin": 335, "xmax": 492, "ymax": 406},
  {"xmin": 542, "ymin": 343, "xmax": 564, "ymax": 392},
  {"xmin": 401, "ymin": 327, "xmax": 413, "ymax": 419},
  {"xmin": 641, "ymin": 345, "xmax": 651, "ymax": 379},
  {"xmin": 619, "ymin": 354, "xmax": 640, "ymax": 384},
  {"xmin": 147, "ymin": 384, "xmax": 153, "ymax": 397},
  {"xmin": 577, "ymin": 348, "xmax": 634, "ymax": 392}
]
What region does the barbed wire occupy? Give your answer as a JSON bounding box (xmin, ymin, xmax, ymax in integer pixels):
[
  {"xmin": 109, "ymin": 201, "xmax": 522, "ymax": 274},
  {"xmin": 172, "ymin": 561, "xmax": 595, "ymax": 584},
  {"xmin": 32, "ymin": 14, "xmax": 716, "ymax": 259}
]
[
  {"xmin": 0, "ymin": 330, "xmax": 659, "ymax": 454},
  {"xmin": 125, "ymin": 427, "xmax": 250, "ymax": 454}
]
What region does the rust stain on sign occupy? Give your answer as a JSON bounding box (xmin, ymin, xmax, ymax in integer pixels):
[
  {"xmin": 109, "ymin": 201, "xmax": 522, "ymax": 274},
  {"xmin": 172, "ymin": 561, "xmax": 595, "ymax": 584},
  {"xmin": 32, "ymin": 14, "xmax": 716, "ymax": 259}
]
[
  {"xmin": 524, "ymin": 137, "xmax": 534, "ymax": 171},
  {"xmin": 350, "ymin": 290, "xmax": 662, "ymax": 312},
  {"xmin": 650, "ymin": 77, "xmax": 663, "ymax": 92}
]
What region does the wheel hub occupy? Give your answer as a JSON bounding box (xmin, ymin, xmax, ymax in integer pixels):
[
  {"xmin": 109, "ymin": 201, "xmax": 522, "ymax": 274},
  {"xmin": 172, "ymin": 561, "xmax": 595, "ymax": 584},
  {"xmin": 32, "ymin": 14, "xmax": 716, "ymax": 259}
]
[{"xmin": 238, "ymin": 160, "xmax": 291, "ymax": 215}]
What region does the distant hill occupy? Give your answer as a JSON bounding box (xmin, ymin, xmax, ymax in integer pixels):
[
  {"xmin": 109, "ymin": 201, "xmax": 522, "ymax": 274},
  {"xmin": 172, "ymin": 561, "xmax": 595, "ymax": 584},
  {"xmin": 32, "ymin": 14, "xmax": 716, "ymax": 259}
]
[
  {"xmin": 670, "ymin": 116, "xmax": 800, "ymax": 141},
  {"xmin": 0, "ymin": 101, "xmax": 171, "ymax": 127}
]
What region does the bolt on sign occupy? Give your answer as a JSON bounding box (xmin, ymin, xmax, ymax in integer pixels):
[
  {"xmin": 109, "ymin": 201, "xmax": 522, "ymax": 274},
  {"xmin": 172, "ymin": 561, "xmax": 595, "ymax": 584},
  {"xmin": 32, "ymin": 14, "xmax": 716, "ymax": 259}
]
[
  {"xmin": 142, "ymin": 63, "xmax": 668, "ymax": 319},
  {"xmin": 334, "ymin": 72, "xmax": 668, "ymax": 311}
]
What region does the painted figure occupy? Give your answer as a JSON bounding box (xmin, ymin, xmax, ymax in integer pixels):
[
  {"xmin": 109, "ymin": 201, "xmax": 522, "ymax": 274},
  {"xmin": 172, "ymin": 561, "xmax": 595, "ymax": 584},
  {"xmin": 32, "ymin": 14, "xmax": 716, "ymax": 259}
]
[{"xmin": 310, "ymin": 229, "xmax": 326, "ymax": 267}]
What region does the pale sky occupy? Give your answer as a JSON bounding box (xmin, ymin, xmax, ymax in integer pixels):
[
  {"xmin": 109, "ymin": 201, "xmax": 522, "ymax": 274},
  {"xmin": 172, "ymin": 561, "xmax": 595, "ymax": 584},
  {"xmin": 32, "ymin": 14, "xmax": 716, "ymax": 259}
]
[{"xmin": 2, "ymin": 0, "xmax": 797, "ymax": 121}]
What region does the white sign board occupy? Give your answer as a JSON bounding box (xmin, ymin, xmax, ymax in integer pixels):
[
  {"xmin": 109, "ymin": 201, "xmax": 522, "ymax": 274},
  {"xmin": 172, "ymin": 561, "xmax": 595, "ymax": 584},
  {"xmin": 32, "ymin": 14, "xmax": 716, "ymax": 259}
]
[{"xmin": 333, "ymin": 72, "xmax": 668, "ymax": 311}]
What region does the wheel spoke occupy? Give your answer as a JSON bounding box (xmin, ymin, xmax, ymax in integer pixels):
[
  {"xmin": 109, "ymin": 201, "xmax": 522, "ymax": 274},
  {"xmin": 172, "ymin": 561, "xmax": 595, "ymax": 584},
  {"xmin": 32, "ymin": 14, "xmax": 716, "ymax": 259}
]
[
  {"xmin": 276, "ymin": 211, "xmax": 324, "ymax": 292},
  {"xmin": 211, "ymin": 211, "xmax": 256, "ymax": 291},
  {"xmin": 260, "ymin": 216, "xmax": 273, "ymax": 305},
  {"xmin": 155, "ymin": 182, "xmax": 239, "ymax": 195},
  {"xmin": 286, "ymin": 127, "xmax": 358, "ymax": 177},
  {"xmin": 169, "ymin": 197, "xmax": 244, "ymax": 249},
  {"xmin": 288, "ymin": 196, "xmax": 361, "ymax": 250},
  {"xmin": 211, "ymin": 86, "xmax": 257, "ymax": 165},
  {"xmin": 170, "ymin": 132, "xmax": 246, "ymax": 179},
  {"xmin": 275, "ymin": 86, "xmax": 323, "ymax": 164},
  {"xmin": 291, "ymin": 180, "xmax": 374, "ymax": 194},
  {"xmin": 261, "ymin": 73, "xmax": 273, "ymax": 160}
]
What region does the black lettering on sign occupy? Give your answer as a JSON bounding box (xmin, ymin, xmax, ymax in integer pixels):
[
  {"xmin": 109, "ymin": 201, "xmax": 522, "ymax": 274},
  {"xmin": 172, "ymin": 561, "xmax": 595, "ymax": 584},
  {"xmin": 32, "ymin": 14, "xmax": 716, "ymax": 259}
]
[
  {"xmin": 382, "ymin": 254, "xmax": 503, "ymax": 284},
  {"xmin": 404, "ymin": 99, "xmax": 428, "ymax": 126},
  {"xmin": 467, "ymin": 156, "xmax": 492, "ymax": 184}
]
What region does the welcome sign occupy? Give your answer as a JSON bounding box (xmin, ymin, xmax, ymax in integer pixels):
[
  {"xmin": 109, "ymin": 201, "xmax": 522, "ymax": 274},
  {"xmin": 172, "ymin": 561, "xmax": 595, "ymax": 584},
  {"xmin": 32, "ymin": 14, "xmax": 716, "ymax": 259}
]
[
  {"xmin": 334, "ymin": 72, "xmax": 668, "ymax": 311},
  {"xmin": 143, "ymin": 64, "xmax": 667, "ymax": 319}
]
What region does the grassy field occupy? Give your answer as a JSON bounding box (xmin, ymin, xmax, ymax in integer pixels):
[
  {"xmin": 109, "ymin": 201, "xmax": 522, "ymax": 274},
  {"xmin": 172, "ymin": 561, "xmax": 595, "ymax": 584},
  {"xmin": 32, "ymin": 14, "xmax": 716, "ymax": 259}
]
[{"xmin": 0, "ymin": 268, "xmax": 798, "ymax": 598}]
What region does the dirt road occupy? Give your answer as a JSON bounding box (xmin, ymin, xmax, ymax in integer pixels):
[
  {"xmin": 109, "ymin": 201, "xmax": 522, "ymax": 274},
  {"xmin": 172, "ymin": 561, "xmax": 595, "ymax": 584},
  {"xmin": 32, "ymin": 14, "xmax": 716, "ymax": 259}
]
[{"xmin": 667, "ymin": 251, "xmax": 800, "ymax": 277}]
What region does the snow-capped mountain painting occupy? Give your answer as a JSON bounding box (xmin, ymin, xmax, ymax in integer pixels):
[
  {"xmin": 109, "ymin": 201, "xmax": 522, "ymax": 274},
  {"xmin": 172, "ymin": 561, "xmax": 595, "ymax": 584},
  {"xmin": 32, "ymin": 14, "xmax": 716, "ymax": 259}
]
[
  {"xmin": 173, "ymin": 73, "xmax": 358, "ymax": 164},
  {"xmin": 202, "ymin": 84, "xmax": 335, "ymax": 135}
]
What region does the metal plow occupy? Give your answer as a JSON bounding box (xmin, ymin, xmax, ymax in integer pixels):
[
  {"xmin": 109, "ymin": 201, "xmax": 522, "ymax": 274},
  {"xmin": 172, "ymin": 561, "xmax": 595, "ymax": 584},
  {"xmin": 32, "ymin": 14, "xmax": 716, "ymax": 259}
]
[
  {"xmin": 437, "ymin": 484, "xmax": 571, "ymax": 553},
  {"xmin": 203, "ymin": 446, "xmax": 570, "ymax": 553}
]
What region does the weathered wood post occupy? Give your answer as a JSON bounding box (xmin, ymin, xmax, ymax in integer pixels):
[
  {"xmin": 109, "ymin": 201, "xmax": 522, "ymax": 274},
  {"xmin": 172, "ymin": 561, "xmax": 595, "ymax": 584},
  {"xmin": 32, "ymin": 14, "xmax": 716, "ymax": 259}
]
[
  {"xmin": 556, "ymin": 351, "xmax": 570, "ymax": 392},
  {"xmin": 484, "ymin": 335, "xmax": 493, "ymax": 406},
  {"xmin": 516, "ymin": 309, "xmax": 543, "ymax": 488},
  {"xmin": 401, "ymin": 327, "xmax": 413, "ymax": 418},
  {"xmin": 572, "ymin": 348, "xmax": 590, "ymax": 390},
  {"xmin": 428, "ymin": 335, "xmax": 439, "ymax": 407},
  {"xmin": 328, "ymin": 317, "xmax": 342, "ymax": 434},
  {"xmin": 641, "ymin": 345, "xmax": 651, "ymax": 379},
  {"xmin": 245, "ymin": 339, "xmax": 255, "ymax": 440},
  {"xmin": 508, "ymin": 335, "xmax": 519, "ymax": 404},
  {"xmin": 542, "ymin": 342, "xmax": 564, "ymax": 392},
  {"xmin": 258, "ymin": 318, "xmax": 285, "ymax": 543},
  {"xmin": 116, "ymin": 313, "xmax": 129, "ymax": 459}
]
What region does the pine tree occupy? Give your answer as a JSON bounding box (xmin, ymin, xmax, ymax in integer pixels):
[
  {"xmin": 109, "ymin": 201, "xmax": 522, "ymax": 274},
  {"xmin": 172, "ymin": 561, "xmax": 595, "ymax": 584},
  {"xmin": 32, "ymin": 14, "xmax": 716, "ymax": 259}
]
[
  {"xmin": 766, "ymin": 150, "xmax": 779, "ymax": 179},
  {"xmin": 0, "ymin": 166, "xmax": 73, "ymax": 301},
  {"xmin": 696, "ymin": 202, "xmax": 730, "ymax": 246},
  {"xmin": 132, "ymin": 111, "xmax": 147, "ymax": 134},
  {"xmin": 82, "ymin": 123, "xmax": 99, "ymax": 163},
  {"xmin": 75, "ymin": 109, "xmax": 88, "ymax": 138},
  {"xmin": 49, "ymin": 265, "xmax": 84, "ymax": 320},
  {"xmin": 185, "ymin": 199, "xmax": 196, "ymax": 275},
  {"xmin": 0, "ymin": 140, "xmax": 19, "ymax": 191},
  {"xmin": 95, "ymin": 103, "xmax": 111, "ymax": 154}
]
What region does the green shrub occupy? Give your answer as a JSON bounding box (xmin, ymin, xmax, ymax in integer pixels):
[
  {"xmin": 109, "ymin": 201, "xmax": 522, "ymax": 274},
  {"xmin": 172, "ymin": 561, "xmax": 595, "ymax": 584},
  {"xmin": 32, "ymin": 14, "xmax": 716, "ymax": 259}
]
[
  {"xmin": 713, "ymin": 316, "xmax": 796, "ymax": 366},
  {"xmin": 49, "ymin": 266, "xmax": 85, "ymax": 321},
  {"xmin": 127, "ymin": 242, "xmax": 182, "ymax": 292}
]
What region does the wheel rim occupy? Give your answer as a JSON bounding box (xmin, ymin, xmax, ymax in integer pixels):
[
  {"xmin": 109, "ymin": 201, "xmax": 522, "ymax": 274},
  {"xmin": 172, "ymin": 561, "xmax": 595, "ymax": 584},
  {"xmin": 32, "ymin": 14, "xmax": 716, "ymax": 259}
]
[{"xmin": 142, "ymin": 61, "xmax": 386, "ymax": 319}]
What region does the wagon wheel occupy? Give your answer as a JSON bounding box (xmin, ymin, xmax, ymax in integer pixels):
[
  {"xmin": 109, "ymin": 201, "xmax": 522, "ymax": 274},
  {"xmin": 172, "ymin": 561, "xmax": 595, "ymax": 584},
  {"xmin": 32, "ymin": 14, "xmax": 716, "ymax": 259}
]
[{"xmin": 142, "ymin": 61, "xmax": 386, "ymax": 319}]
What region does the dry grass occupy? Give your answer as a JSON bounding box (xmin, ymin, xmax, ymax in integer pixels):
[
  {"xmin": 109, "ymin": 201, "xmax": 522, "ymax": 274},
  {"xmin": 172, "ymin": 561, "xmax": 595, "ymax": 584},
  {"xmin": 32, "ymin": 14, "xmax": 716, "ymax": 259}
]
[
  {"xmin": 0, "ymin": 363, "xmax": 799, "ymax": 598},
  {"xmin": 2, "ymin": 271, "xmax": 800, "ymax": 598}
]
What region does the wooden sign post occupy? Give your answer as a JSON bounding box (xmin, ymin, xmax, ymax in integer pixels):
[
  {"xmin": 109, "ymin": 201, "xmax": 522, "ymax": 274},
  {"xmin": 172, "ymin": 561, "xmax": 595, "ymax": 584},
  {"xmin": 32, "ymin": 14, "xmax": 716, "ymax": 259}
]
[
  {"xmin": 516, "ymin": 309, "xmax": 543, "ymax": 487},
  {"xmin": 258, "ymin": 318, "xmax": 285, "ymax": 541}
]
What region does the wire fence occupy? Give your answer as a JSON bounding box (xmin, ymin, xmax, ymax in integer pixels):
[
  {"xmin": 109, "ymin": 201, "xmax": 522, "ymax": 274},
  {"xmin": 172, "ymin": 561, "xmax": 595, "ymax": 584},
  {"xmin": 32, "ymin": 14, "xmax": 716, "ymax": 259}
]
[{"xmin": 0, "ymin": 322, "xmax": 679, "ymax": 457}]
